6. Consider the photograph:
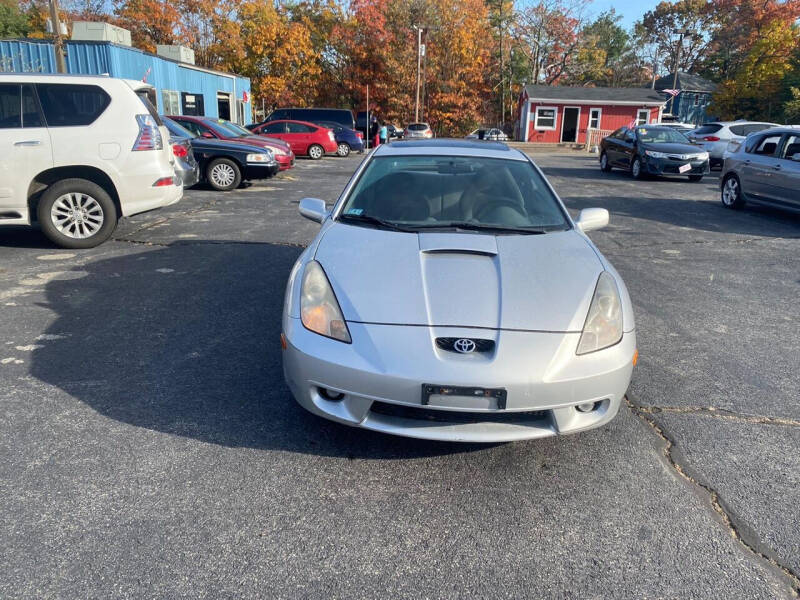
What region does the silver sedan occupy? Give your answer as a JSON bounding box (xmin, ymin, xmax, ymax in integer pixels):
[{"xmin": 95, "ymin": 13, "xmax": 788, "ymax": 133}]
[{"xmin": 282, "ymin": 140, "xmax": 637, "ymax": 442}]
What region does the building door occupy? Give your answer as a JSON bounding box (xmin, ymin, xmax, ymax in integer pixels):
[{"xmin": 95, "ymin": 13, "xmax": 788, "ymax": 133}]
[
  {"xmin": 561, "ymin": 107, "xmax": 579, "ymax": 143},
  {"xmin": 217, "ymin": 93, "xmax": 231, "ymax": 121}
]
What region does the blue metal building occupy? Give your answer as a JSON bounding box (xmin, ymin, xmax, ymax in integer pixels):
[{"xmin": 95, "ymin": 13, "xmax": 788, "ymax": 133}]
[
  {"xmin": 0, "ymin": 38, "xmax": 251, "ymax": 124},
  {"xmin": 654, "ymin": 71, "xmax": 717, "ymax": 126}
]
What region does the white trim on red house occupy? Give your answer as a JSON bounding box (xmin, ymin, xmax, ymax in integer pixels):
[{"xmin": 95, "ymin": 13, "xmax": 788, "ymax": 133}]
[
  {"xmin": 560, "ymin": 106, "xmax": 581, "ymax": 143},
  {"xmin": 533, "ymin": 106, "xmax": 558, "ymax": 130},
  {"xmin": 527, "ymin": 97, "xmax": 664, "ymax": 107},
  {"xmin": 588, "ymin": 107, "xmax": 602, "ymax": 130}
]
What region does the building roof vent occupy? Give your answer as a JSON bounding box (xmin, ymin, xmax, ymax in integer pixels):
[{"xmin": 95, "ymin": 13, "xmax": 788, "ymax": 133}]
[
  {"xmin": 71, "ymin": 21, "xmax": 132, "ymax": 46},
  {"xmin": 156, "ymin": 45, "xmax": 195, "ymax": 65}
]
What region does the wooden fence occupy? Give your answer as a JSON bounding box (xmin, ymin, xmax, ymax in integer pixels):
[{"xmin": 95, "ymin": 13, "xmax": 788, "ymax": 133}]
[{"xmin": 585, "ymin": 128, "xmax": 613, "ymax": 152}]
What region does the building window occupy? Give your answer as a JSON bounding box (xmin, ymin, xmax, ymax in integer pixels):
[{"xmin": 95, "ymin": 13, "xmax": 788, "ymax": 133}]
[
  {"xmin": 534, "ymin": 106, "xmax": 557, "ymax": 130},
  {"xmin": 694, "ymin": 94, "xmax": 700, "ymax": 106},
  {"xmin": 162, "ymin": 90, "xmax": 180, "ymax": 116},
  {"xmin": 181, "ymin": 92, "xmax": 205, "ymax": 116},
  {"xmin": 589, "ymin": 108, "xmax": 602, "ymax": 130},
  {"xmin": 636, "ymin": 109, "xmax": 649, "ymax": 125}
]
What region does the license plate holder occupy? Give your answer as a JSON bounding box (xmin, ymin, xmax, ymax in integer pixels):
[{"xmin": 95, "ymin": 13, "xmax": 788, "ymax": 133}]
[
  {"xmin": 678, "ymin": 163, "xmax": 692, "ymax": 173},
  {"xmin": 422, "ymin": 384, "xmax": 507, "ymax": 409}
]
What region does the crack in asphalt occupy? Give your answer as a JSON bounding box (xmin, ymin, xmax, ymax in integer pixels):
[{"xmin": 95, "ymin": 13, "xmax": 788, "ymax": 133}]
[
  {"xmin": 626, "ymin": 396, "xmax": 800, "ymax": 597},
  {"xmin": 636, "ymin": 405, "xmax": 800, "ymax": 427}
]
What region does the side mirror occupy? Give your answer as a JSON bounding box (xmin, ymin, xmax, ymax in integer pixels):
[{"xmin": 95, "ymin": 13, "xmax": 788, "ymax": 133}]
[
  {"xmin": 201, "ymin": 132, "xmax": 214, "ymax": 139},
  {"xmin": 576, "ymin": 208, "xmax": 609, "ymax": 233},
  {"xmin": 299, "ymin": 197, "xmax": 328, "ymax": 223}
]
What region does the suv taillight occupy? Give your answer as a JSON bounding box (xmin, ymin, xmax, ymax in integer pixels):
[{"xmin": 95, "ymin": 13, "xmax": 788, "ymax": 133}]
[
  {"xmin": 132, "ymin": 115, "xmax": 163, "ymax": 151},
  {"xmin": 172, "ymin": 142, "xmax": 189, "ymax": 158},
  {"xmin": 701, "ymin": 136, "xmax": 720, "ymax": 142},
  {"xmin": 355, "ymin": 131, "xmax": 363, "ymax": 139}
]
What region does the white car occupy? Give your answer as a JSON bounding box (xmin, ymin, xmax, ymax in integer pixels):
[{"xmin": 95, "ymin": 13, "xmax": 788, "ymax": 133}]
[
  {"xmin": 0, "ymin": 74, "xmax": 182, "ymax": 248},
  {"xmin": 283, "ymin": 140, "xmax": 636, "ymax": 442},
  {"xmin": 688, "ymin": 121, "xmax": 779, "ymax": 169}
]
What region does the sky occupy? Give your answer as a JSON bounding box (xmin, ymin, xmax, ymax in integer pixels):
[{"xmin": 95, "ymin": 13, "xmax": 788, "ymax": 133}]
[{"xmin": 588, "ymin": 0, "xmax": 665, "ymax": 28}]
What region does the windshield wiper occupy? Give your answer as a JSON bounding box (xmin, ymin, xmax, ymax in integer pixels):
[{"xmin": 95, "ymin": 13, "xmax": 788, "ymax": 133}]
[
  {"xmin": 338, "ymin": 213, "xmax": 416, "ymax": 232},
  {"xmin": 408, "ymin": 222, "xmax": 549, "ymax": 235}
]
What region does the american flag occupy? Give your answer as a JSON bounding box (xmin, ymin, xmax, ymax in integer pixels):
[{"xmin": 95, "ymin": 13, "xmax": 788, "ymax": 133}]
[{"xmin": 663, "ymin": 89, "xmax": 680, "ymax": 97}]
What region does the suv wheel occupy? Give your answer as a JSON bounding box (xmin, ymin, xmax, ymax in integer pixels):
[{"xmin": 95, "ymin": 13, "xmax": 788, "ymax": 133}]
[
  {"xmin": 600, "ymin": 152, "xmax": 612, "ymax": 172},
  {"xmin": 38, "ymin": 179, "xmax": 117, "ymax": 249},
  {"xmin": 207, "ymin": 158, "xmax": 241, "ymax": 191},
  {"xmin": 308, "ymin": 144, "xmax": 324, "ymax": 160},
  {"xmin": 336, "ymin": 142, "xmax": 351, "ymax": 157},
  {"xmin": 721, "ymin": 175, "xmax": 744, "ymax": 209}
]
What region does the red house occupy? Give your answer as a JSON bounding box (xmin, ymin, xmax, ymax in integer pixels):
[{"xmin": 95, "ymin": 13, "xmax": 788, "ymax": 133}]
[{"xmin": 516, "ymin": 85, "xmax": 667, "ymax": 144}]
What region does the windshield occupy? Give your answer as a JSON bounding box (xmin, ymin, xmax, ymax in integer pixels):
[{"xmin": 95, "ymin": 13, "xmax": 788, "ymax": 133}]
[
  {"xmin": 408, "ymin": 123, "xmax": 429, "ymax": 131},
  {"xmin": 216, "ymin": 120, "xmax": 253, "ymax": 137},
  {"xmin": 636, "ymin": 127, "xmax": 691, "ymax": 144},
  {"xmin": 163, "ymin": 117, "xmax": 196, "ymax": 139},
  {"xmin": 337, "ymin": 156, "xmax": 569, "ymax": 232}
]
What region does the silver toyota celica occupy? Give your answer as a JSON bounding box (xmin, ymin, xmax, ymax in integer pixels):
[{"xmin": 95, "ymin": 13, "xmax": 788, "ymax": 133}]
[{"xmin": 282, "ymin": 140, "xmax": 637, "ymax": 443}]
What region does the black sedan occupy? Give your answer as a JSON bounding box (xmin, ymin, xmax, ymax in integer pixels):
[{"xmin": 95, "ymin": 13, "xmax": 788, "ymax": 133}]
[
  {"xmin": 600, "ymin": 125, "xmax": 710, "ymax": 182},
  {"xmin": 163, "ymin": 117, "xmax": 279, "ymax": 191}
]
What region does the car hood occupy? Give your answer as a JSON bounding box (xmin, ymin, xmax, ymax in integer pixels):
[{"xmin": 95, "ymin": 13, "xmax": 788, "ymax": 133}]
[
  {"xmin": 189, "ymin": 138, "xmax": 268, "ymax": 154},
  {"xmin": 642, "ymin": 142, "xmax": 704, "ymax": 154},
  {"xmin": 314, "ymin": 224, "xmax": 603, "ymax": 332}
]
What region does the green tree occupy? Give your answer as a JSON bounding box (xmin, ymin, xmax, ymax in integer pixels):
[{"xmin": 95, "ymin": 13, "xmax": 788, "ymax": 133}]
[{"xmin": 1, "ymin": 0, "xmax": 30, "ymax": 37}]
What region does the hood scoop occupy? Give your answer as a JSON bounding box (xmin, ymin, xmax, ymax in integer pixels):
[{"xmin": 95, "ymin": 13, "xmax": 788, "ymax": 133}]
[{"xmin": 418, "ymin": 232, "xmax": 498, "ymax": 256}]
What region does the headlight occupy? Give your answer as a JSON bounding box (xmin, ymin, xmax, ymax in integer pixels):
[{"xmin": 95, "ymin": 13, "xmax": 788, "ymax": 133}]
[
  {"xmin": 246, "ymin": 152, "xmax": 271, "ymax": 163},
  {"xmin": 300, "ymin": 261, "xmax": 351, "ymax": 343},
  {"xmin": 696, "ymin": 151, "xmax": 710, "ymax": 160},
  {"xmin": 644, "ymin": 150, "xmax": 667, "ymax": 158},
  {"xmin": 576, "ymin": 272, "xmax": 623, "ymax": 355}
]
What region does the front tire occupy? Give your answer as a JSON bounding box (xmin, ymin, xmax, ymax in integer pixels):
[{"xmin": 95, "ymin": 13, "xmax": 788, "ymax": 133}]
[
  {"xmin": 207, "ymin": 158, "xmax": 241, "ymax": 191},
  {"xmin": 37, "ymin": 178, "xmax": 117, "ymax": 249},
  {"xmin": 336, "ymin": 142, "xmax": 351, "ymax": 157},
  {"xmin": 308, "ymin": 144, "xmax": 324, "ymax": 160},
  {"xmin": 600, "ymin": 152, "xmax": 612, "ymax": 172},
  {"xmin": 721, "ymin": 175, "xmax": 744, "ymax": 209},
  {"xmin": 631, "ymin": 157, "xmax": 645, "ymax": 179}
]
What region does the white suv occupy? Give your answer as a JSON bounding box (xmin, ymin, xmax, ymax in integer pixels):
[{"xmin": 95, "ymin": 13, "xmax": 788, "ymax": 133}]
[{"xmin": 0, "ymin": 74, "xmax": 182, "ymax": 248}]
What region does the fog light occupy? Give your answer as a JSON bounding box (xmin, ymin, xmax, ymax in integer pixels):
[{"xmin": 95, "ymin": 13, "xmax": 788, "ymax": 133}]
[
  {"xmin": 576, "ymin": 401, "xmax": 599, "ymax": 413},
  {"xmin": 319, "ymin": 387, "xmax": 345, "ymax": 401}
]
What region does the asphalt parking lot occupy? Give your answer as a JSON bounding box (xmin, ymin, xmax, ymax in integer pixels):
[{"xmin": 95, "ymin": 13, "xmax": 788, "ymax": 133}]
[{"xmin": 2, "ymin": 151, "xmax": 799, "ymax": 598}]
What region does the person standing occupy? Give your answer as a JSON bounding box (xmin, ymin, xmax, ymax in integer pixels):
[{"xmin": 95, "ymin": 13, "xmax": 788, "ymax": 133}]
[{"xmin": 379, "ymin": 122, "xmax": 388, "ymax": 145}]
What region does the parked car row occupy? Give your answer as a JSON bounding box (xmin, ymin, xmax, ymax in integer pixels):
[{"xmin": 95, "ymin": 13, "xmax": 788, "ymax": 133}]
[{"xmin": 598, "ymin": 121, "xmax": 799, "ymax": 214}]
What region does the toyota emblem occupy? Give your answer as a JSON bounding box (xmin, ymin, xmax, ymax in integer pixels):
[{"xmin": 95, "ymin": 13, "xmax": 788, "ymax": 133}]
[{"xmin": 454, "ymin": 338, "xmax": 477, "ymax": 353}]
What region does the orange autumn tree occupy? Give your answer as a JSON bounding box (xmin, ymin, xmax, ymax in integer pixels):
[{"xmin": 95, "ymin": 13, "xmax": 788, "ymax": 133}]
[
  {"xmin": 114, "ymin": 0, "xmax": 184, "ymax": 52},
  {"xmin": 226, "ymin": 0, "xmax": 320, "ymax": 107}
]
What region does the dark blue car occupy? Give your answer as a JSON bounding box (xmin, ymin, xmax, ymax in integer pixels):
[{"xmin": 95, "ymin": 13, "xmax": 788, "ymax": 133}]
[{"xmin": 315, "ymin": 120, "xmax": 365, "ymax": 156}]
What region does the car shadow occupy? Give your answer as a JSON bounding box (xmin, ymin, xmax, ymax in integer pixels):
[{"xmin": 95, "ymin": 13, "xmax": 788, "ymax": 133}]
[
  {"xmin": 29, "ymin": 240, "xmax": 489, "ymax": 459},
  {"xmin": 0, "ymin": 225, "xmax": 60, "ymax": 249}
]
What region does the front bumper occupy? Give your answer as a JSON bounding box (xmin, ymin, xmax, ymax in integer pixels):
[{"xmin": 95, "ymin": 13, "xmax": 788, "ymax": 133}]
[
  {"xmin": 283, "ymin": 319, "xmax": 636, "ymax": 442},
  {"xmin": 276, "ymin": 153, "xmax": 295, "ymax": 170},
  {"xmin": 644, "ymin": 157, "xmax": 709, "ymax": 176},
  {"xmin": 243, "ymin": 162, "xmax": 280, "ymax": 180}
]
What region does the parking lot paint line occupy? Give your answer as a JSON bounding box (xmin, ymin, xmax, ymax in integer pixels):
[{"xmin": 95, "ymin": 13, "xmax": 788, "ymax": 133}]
[
  {"xmin": 626, "ymin": 395, "xmax": 800, "ymax": 596},
  {"xmin": 635, "ymin": 405, "xmax": 800, "ymax": 428}
]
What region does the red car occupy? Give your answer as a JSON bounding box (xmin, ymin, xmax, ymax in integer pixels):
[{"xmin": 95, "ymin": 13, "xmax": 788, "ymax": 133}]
[
  {"xmin": 250, "ymin": 120, "xmax": 338, "ymax": 159},
  {"xmin": 168, "ymin": 115, "xmax": 295, "ymax": 171}
]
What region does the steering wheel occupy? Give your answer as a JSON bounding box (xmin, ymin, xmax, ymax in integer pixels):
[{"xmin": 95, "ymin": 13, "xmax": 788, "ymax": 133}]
[{"xmin": 472, "ymin": 197, "xmax": 527, "ymax": 222}]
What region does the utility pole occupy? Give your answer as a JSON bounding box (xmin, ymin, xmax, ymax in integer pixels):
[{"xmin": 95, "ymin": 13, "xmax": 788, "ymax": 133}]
[
  {"xmin": 670, "ymin": 29, "xmax": 694, "ymax": 115},
  {"xmin": 414, "ymin": 25, "xmax": 423, "ymax": 123},
  {"xmin": 48, "ymin": 0, "xmax": 67, "ymax": 73},
  {"xmin": 420, "ymin": 38, "xmax": 427, "ymax": 122},
  {"xmin": 499, "ymin": 0, "xmax": 504, "ymax": 128}
]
